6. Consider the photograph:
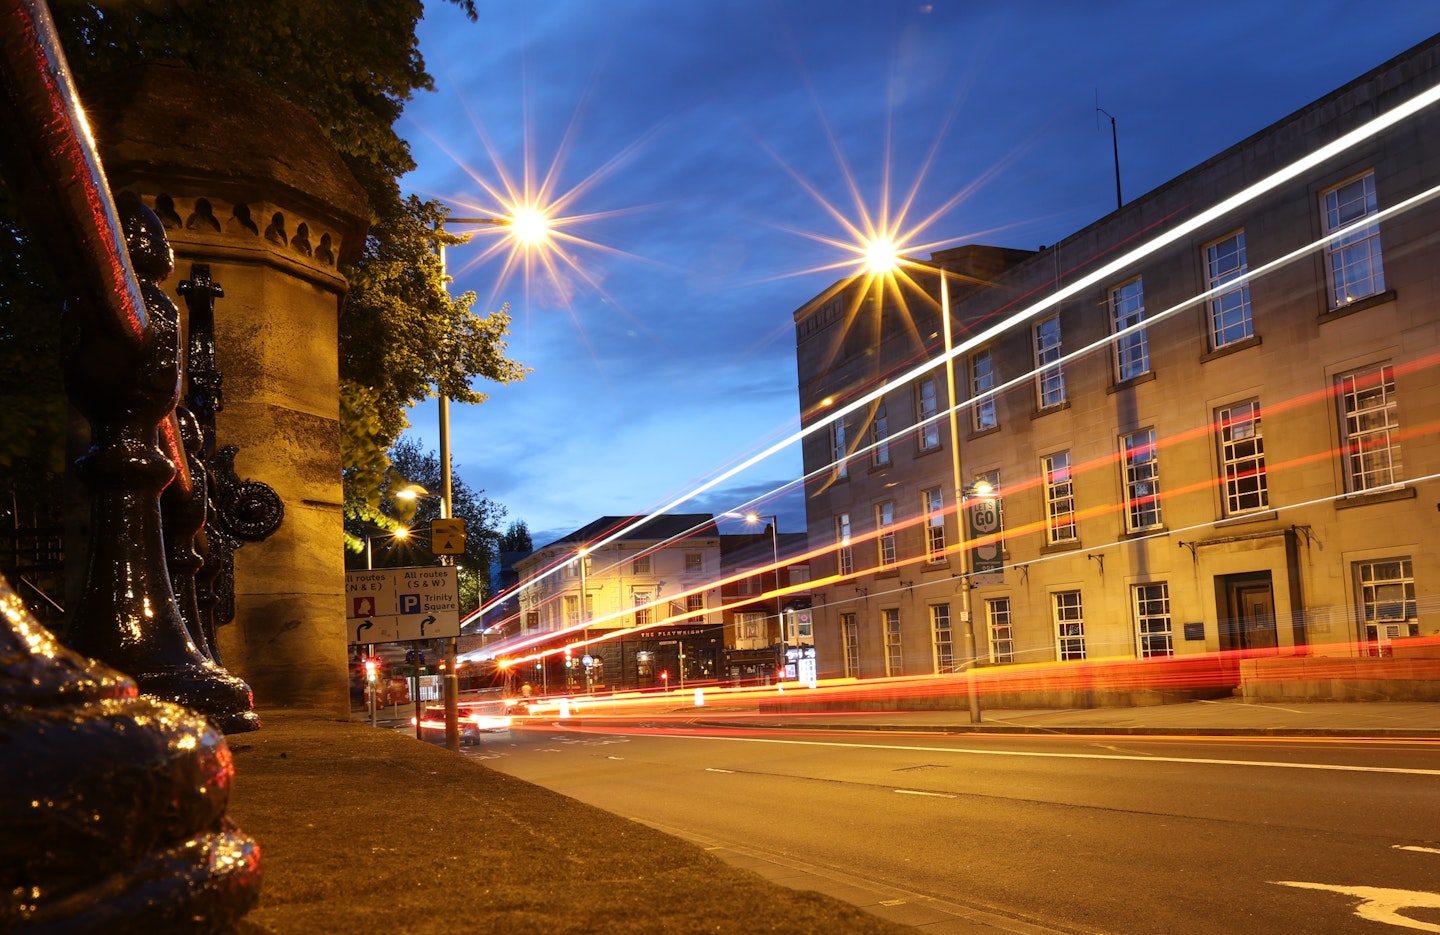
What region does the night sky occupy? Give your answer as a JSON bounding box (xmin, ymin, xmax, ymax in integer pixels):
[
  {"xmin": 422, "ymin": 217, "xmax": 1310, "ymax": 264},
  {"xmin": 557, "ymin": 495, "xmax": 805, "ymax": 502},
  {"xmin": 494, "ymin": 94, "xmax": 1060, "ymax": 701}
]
[{"xmin": 400, "ymin": 1, "xmax": 1440, "ymax": 548}]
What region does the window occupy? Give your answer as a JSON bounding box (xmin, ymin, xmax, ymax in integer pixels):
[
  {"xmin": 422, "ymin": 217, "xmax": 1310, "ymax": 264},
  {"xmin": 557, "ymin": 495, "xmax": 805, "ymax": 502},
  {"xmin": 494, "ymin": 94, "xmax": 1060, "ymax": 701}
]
[
  {"xmin": 1132, "ymin": 583, "xmax": 1173, "ymax": 658},
  {"xmin": 916, "ymin": 378, "xmax": 941, "ymax": 451},
  {"xmin": 835, "ymin": 513, "xmax": 853, "ymax": 576},
  {"xmin": 686, "ymin": 593, "xmax": 704, "ymax": 615},
  {"xmin": 1122, "ymin": 428, "xmax": 1161, "ymax": 531},
  {"xmin": 883, "ymin": 608, "xmax": 903, "ymax": 676},
  {"xmin": 1205, "ymin": 230, "xmax": 1253, "ymax": 349},
  {"xmin": 870, "ymin": 401, "xmax": 891, "ymax": 466},
  {"xmin": 1043, "ymin": 451, "xmax": 1076, "ymax": 543},
  {"xmin": 1034, "ymin": 315, "xmax": 1066, "ymax": 408},
  {"xmin": 830, "ymin": 419, "xmax": 849, "ymax": 478},
  {"xmin": 841, "ymin": 613, "xmax": 859, "ymax": 677},
  {"xmin": 1053, "ymin": 590, "xmax": 1085, "ymax": 661},
  {"xmin": 987, "ymin": 598, "xmax": 1014, "ymax": 664},
  {"xmin": 1217, "ymin": 400, "xmax": 1268, "ymax": 514},
  {"xmin": 1110, "ymin": 277, "xmax": 1149, "ymax": 381},
  {"xmin": 972, "ymin": 349, "xmax": 997, "ymax": 431},
  {"xmin": 875, "ymin": 501, "xmax": 896, "ymax": 566},
  {"xmin": 685, "ymin": 553, "xmax": 703, "ymax": 573},
  {"xmin": 922, "ymin": 487, "xmax": 946, "ymax": 562},
  {"xmin": 739, "ymin": 612, "xmax": 764, "ymax": 642},
  {"xmin": 931, "ymin": 603, "xmax": 953, "ymax": 673},
  {"xmin": 565, "ymin": 595, "xmax": 580, "ymax": 626},
  {"xmin": 1356, "ymin": 558, "xmax": 1417, "ymax": 655},
  {"xmin": 565, "ymin": 554, "xmax": 591, "ymax": 577},
  {"xmin": 1337, "ymin": 363, "xmax": 1401, "ymax": 492},
  {"xmin": 632, "ymin": 554, "xmax": 651, "ymax": 574},
  {"xmin": 525, "ymin": 611, "xmax": 540, "ymax": 632},
  {"xmin": 634, "ymin": 590, "xmax": 652, "ymax": 628},
  {"xmin": 1323, "ymin": 171, "xmax": 1385, "ymax": 307}
]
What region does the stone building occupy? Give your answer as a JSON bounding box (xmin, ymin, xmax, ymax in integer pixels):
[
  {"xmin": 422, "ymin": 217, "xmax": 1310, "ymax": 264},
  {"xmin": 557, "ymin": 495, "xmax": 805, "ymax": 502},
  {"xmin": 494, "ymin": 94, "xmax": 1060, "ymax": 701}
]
[
  {"xmin": 86, "ymin": 64, "xmax": 368, "ymax": 714},
  {"xmin": 513, "ymin": 514, "xmax": 723, "ymax": 691},
  {"xmin": 794, "ymin": 36, "xmax": 1440, "ymax": 683}
]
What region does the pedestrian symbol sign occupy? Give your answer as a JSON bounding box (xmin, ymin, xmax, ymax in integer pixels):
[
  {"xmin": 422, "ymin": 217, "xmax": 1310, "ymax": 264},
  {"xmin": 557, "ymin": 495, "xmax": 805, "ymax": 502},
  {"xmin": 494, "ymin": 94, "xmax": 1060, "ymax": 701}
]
[{"xmin": 430, "ymin": 518, "xmax": 466, "ymax": 555}]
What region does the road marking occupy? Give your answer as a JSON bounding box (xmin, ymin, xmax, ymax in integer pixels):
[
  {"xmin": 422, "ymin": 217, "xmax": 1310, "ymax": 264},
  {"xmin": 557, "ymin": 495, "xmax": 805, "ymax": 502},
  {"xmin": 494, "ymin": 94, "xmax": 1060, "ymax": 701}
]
[
  {"xmin": 1395, "ymin": 845, "xmax": 1440, "ymax": 855},
  {"xmin": 705, "ymin": 767, "xmax": 735, "ymax": 773},
  {"xmin": 670, "ymin": 734, "xmax": 1440, "ymax": 776},
  {"xmin": 894, "ymin": 789, "xmax": 956, "ymax": 798},
  {"xmin": 1274, "ymin": 881, "xmax": 1440, "ymax": 932}
]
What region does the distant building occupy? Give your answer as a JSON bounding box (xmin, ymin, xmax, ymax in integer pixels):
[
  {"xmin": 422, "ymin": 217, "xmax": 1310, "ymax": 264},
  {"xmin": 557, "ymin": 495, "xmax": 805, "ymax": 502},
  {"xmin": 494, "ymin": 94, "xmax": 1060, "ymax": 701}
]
[
  {"xmin": 513, "ymin": 514, "xmax": 721, "ymax": 691},
  {"xmin": 794, "ymin": 36, "xmax": 1440, "ymax": 681},
  {"xmin": 719, "ymin": 528, "xmax": 811, "ymax": 684}
]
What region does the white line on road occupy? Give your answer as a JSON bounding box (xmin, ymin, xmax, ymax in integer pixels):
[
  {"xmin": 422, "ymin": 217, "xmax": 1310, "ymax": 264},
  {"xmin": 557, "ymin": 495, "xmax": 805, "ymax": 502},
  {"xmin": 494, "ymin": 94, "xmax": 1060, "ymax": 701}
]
[
  {"xmin": 1395, "ymin": 845, "xmax": 1440, "ymax": 855},
  {"xmin": 1274, "ymin": 882, "xmax": 1440, "ymax": 932},
  {"xmin": 894, "ymin": 789, "xmax": 956, "ymax": 798},
  {"xmin": 671, "ymin": 734, "xmax": 1440, "ymax": 776},
  {"xmin": 705, "ymin": 767, "xmax": 735, "ymax": 773}
]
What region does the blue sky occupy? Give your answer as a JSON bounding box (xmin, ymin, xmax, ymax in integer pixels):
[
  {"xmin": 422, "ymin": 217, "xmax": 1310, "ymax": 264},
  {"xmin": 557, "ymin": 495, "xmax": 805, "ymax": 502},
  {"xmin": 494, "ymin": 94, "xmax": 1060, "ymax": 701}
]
[{"xmin": 400, "ymin": 1, "xmax": 1440, "ymax": 548}]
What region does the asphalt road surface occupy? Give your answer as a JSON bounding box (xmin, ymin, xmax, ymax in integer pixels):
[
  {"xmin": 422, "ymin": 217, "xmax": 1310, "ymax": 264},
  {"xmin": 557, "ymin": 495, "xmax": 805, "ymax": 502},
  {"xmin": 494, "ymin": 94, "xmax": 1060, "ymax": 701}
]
[{"xmin": 457, "ymin": 721, "xmax": 1440, "ymax": 934}]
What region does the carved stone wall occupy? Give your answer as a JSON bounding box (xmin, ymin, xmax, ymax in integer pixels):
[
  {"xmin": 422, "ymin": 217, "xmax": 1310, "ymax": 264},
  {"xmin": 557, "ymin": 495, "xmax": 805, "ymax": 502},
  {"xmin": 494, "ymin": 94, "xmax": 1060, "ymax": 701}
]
[{"xmin": 85, "ymin": 64, "xmax": 369, "ymax": 715}]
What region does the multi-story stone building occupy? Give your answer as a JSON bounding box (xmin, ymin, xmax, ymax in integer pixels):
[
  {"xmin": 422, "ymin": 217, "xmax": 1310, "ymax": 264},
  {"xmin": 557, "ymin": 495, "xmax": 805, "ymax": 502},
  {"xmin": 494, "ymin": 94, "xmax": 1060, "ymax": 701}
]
[
  {"xmin": 513, "ymin": 514, "xmax": 722, "ymax": 691},
  {"xmin": 795, "ymin": 36, "xmax": 1440, "ymax": 683},
  {"xmin": 719, "ymin": 528, "xmax": 811, "ymax": 683}
]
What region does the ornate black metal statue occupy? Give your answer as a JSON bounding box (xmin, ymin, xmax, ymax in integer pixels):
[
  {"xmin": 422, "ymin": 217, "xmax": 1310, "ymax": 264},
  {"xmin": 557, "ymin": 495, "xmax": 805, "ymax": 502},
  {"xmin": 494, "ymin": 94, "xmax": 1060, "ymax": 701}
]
[{"xmin": 0, "ymin": 1, "xmax": 264, "ymax": 928}]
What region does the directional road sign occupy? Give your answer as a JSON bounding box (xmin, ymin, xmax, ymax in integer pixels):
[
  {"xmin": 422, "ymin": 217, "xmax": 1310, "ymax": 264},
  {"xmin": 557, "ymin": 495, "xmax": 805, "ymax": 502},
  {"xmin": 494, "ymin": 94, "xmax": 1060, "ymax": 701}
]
[
  {"xmin": 430, "ymin": 518, "xmax": 466, "ymax": 556},
  {"xmin": 345, "ymin": 565, "xmax": 459, "ymax": 644}
]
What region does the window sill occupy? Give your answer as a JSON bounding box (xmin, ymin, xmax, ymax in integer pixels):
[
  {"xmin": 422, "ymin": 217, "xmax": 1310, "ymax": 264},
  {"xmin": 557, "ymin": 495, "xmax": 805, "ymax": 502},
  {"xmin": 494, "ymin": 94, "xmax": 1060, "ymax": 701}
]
[
  {"xmin": 1120, "ymin": 526, "xmax": 1169, "ymax": 540},
  {"xmin": 1031, "ymin": 401, "xmax": 1071, "ymax": 420},
  {"xmin": 1320, "ymin": 288, "xmax": 1396, "ymax": 322},
  {"xmin": 1216, "ymin": 509, "xmax": 1278, "ymax": 529},
  {"xmin": 1107, "ymin": 371, "xmax": 1156, "ymax": 394},
  {"xmin": 914, "ymin": 443, "xmax": 945, "ymax": 459},
  {"xmin": 874, "ymin": 568, "xmax": 900, "ymax": 579},
  {"xmin": 1200, "ymin": 334, "xmax": 1261, "ymax": 363},
  {"xmin": 968, "ymin": 424, "xmax": 1002, "ymax": 441},
  {"xmin": 1040, "ymin": 540, "xmax": 1082, "ymax": 555},
  {"xmin": 1334, "ymin": 485, "xmax": 1415, "ymax": 509}
]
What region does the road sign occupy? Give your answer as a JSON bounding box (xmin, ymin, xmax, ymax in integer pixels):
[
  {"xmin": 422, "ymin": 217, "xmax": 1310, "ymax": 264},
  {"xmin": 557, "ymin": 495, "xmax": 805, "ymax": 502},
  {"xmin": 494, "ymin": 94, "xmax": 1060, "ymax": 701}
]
[
  {"xmin": 430, "ymin": 518, "xmax": 466, "ymax": 555},
  {"xmin": 345, "ymin": 565, "xmax": 460, "ymax": 644}
]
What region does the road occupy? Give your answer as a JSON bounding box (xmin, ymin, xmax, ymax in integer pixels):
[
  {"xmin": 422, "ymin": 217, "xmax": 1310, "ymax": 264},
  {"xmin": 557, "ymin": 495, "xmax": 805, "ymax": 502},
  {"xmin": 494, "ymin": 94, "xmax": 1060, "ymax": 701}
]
[{"xmin": 455, "ymin": 720, "xmax": 1440, "ymax": 934}]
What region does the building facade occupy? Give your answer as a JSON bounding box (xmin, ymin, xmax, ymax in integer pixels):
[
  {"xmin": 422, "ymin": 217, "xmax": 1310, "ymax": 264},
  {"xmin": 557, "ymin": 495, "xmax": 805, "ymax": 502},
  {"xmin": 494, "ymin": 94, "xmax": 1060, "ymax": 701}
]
[
  {"xmin": 719, "ymin": 529, "xmax": 812, "ymax": 683},
  {"xmin": 513, "ymin": 515, "xmax": 723, "ymax": 691},
  {"xmin": 795, "ymin": 37, "xmax": 1440, "ymax": 683}
]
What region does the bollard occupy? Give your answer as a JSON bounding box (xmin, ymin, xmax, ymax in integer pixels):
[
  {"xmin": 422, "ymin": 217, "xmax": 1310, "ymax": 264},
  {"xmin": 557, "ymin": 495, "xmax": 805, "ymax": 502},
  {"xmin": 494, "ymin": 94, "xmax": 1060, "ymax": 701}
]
[{"xmin": 694, "ymin": 687, "xmax": 705, "ymax": 707}]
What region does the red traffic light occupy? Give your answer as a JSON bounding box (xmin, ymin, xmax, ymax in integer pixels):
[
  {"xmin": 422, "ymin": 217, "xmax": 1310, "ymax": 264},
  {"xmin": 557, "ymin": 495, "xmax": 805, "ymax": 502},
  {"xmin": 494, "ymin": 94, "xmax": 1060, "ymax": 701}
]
[{"xmin": 363, "ymin": 657, "xmax": 379, "ymax": 682}]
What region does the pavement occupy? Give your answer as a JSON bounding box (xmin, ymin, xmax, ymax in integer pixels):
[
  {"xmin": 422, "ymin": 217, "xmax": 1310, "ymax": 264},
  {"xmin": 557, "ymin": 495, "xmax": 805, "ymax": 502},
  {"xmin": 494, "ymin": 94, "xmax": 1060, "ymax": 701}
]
[{"xmin": 225, "ymin": 698, "xmax": 1440, "ymax": 935}]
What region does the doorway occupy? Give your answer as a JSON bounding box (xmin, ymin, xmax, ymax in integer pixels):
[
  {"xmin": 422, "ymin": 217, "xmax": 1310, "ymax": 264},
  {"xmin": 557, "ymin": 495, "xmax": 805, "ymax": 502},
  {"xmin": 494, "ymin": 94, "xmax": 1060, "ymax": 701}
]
[{"xmin": 1217, "ymin": 572, "xmax": 1277, "ymax": 652}]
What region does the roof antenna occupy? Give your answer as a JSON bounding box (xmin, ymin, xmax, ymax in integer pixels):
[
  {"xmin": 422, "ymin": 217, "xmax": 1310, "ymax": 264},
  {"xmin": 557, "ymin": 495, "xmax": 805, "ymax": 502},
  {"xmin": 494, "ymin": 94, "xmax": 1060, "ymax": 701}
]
[{"xmin": 1096, "ymin": 92, "xmax": 1122, "ymax": 211}]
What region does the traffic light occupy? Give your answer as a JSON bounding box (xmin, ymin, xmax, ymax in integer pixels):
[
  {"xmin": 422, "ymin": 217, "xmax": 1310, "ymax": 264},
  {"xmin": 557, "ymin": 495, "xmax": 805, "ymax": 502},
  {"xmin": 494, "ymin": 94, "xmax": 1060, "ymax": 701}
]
[{"xmin": 363, "ymin": 657, "xmax": 379, "ymax": 683}]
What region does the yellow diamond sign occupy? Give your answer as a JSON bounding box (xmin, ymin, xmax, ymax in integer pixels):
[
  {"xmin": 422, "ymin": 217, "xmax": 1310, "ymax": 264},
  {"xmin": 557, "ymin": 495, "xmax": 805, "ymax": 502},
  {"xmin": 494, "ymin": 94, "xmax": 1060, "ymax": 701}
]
[{"xmin": 430, "ymin": 518, "xmax": 466, "ymax": 555}]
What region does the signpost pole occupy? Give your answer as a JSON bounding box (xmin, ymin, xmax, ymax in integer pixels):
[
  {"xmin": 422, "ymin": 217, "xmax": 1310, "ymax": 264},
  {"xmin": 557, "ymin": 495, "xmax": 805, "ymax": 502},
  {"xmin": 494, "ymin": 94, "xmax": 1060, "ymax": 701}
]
[{"xmin": 367, "ymin": 642, "xmax": 377, "ymax": 728}]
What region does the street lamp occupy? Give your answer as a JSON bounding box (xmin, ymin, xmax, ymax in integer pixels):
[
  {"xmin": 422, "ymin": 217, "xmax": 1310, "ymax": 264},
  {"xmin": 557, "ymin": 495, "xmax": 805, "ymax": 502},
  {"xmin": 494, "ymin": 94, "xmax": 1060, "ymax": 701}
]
[
  {"xmin": 365, "ymin": 526, "xmax": 410, "ymax": 570},
  {"xmin": 940, "ymin": 269, "xmax": 983, "ymax": 724}
]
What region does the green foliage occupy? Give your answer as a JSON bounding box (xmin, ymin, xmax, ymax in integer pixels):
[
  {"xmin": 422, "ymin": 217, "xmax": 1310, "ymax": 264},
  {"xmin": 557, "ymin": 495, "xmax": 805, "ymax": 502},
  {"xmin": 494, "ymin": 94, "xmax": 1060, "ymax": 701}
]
[
  {"xmin": 343, "ymin": 437, "xmax": 507, "ymax": 611},
  {"xmin": 498, "ymin": 520, "xmax": 533, "ymax": 555}
]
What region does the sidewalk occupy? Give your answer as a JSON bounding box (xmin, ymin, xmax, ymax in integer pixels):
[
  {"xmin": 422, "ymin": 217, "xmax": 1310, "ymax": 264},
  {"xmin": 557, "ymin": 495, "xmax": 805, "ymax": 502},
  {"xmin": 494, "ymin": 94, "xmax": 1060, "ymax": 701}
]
[
  {"xmin": 225, "ymin": 699, "xmax": 1438, "ymax": 935},
  {"xmin": 225, "ymin": 708, "xmax": 909, "ymax": 935}
]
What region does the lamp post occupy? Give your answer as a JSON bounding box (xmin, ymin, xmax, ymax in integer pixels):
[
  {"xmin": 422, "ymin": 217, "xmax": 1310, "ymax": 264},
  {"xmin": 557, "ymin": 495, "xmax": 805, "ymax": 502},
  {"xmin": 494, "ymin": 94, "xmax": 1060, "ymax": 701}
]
[
  {"xmin": 939, "ymin": 269, "xmax": 983, "ymax": 724},
  {"xmin": 745, "ymin": 513, "xmax": 784, "ymax": 682}
]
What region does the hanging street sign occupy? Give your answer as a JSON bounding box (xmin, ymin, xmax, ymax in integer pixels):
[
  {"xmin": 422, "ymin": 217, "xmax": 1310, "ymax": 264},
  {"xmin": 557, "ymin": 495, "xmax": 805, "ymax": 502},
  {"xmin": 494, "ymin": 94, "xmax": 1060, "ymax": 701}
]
[
  {"xmin": 345, "ymin": 565, "xmax": 459, "ymax": 644},
  {"xmin": 430, "ymin": 517, "xmax": 467, "ymax": 555}
]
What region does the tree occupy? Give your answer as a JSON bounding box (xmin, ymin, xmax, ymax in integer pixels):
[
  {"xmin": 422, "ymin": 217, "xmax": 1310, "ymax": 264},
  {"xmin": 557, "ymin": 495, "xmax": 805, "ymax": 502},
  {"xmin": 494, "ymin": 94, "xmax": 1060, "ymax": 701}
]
[
  {"xmin": 0, "ymin": 0, "xmax": 524, "ymax": 536},
  {"xmin": 343, "ymin": 437, "xmax": 509, "ymax": 613},
  {"xmin": 498, "ymin": 520, "xmax": 533, "ymax": 555}
]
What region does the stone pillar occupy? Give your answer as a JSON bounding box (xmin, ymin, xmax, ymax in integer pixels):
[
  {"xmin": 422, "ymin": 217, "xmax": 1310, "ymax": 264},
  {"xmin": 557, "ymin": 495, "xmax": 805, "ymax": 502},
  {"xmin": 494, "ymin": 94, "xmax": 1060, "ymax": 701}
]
[{"xmin": 86, "ymin": 64, "xmax": 369, "ymax": 715}]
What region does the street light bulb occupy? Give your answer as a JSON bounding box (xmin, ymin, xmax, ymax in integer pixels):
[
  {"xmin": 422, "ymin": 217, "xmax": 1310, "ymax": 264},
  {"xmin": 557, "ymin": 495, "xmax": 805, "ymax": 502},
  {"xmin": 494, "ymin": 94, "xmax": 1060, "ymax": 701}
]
[
  {"xmin": 509, "ymin": 206, "xmax": 552, "ymax": 246},
  {"xmin": 862, "ymin": 237, "xmax": 900, "ymax": 274},
  {"xmin": 393, "ymin": 528, "xmax": 410, "ymax": 540},
  {"xmin": 744, "ymin": 513, "xmax": 761, "ymax": 525}
]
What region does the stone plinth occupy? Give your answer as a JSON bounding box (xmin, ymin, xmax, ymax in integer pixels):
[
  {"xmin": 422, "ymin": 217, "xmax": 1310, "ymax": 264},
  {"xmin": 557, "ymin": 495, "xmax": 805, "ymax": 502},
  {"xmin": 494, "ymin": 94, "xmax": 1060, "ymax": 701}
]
[{"xmin": 86, "ymin": 64, "xmax": 369, "ymax": 715}]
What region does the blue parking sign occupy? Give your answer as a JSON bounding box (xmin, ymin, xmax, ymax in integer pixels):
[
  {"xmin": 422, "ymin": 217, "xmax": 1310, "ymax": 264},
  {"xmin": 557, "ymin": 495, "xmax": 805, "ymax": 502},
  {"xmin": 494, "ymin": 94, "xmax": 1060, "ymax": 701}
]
[{"xmin": 399, "ymin": 592, "xmax": 422, "ymax": 615}]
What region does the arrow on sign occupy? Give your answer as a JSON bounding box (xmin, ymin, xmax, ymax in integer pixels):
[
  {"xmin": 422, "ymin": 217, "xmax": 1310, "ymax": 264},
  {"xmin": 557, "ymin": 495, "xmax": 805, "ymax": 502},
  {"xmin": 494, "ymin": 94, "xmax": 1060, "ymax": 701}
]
[
  {"xmin": 355, "ymin": 620, "xmax": 373, "ymax": 644},
  {"xmin": 420, "ymin": 614, "xmax": 436, "ymax": 636}
]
